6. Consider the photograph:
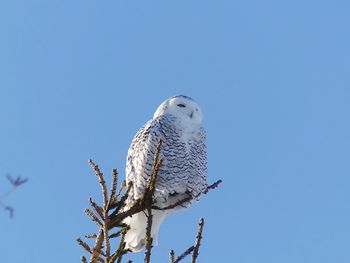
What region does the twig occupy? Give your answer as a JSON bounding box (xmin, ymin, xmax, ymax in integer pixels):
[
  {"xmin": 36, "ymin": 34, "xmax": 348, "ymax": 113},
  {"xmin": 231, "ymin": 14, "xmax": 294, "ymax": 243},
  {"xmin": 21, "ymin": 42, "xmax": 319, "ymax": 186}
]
[
  {"xmin": 104, "ymin": 218, "xmax": 111, "ymax": 261},
  {"xmin": 89, "ymin": 198, "xmax": 104, "ymax": 219},
  {"xmin": 77, "ymin": 237, "xmax": 93, "ymax": 254},
  {"xmin": 173, "ymin": 218, "xmax": 205, "ymax": 263},
  {"xmin": 85, "ymin": 233, "xmax": 98, "ymax": 239},
  {"xmin": 84, "ymin": 208, "xmax": 103, "ymax": 227},
  {"xmin": 111, "ymin": 227, "xmax": 128, "ymax": 263},
  {"xmin": 143, "ymin": 139, "xmax": 163, "ymax": 263},
  {"xmin": 109, "ymin": 182, "xmax": 133, "ymax": 218},
  {"xmin": 88, "ymin": 160, "xmax": 109, "ymax": 207},
  {"xmin": 174, "ymin": 246, "xmax": 194, "ymax": 263},
  {"xmin": 191, "ymin": 218, "xmax": 205, "ymax": 263},
  {"xmin": 0, "ymin": 201, "xmax": 14, "ymax": 218},
  {"xmin": 203, "ymin": 179, "xmax": 222, "ymax": 194},
  {"xmin": 144, "ymin": 207, "xmax": 153, "ymax": 263},
  {"xmin": 169, "ymin": 250, "xmax": 175, "ymax": 263},
  {"xmin": 108, "ymin": 229, "xmax": 123, "ymax": 239},
  {"xmin": 6, "ymin": 175, "xmax": 28, "ymax": 187},
  {"xmin": 107, "ymin": 169, "xmax": 118, "ymax": 209},
  {"xmin": 0, "ymin": 175, "xmax": 28, "ymax": 218},
  {"xmin": 90, "ymin": 230, "xmax": 104, "ymax": 263},
  {"xmin": 153, "ymin": 180, "xmax": 223, "ymax": 211},
  {"xmin": 115, "ymin": 180, "xmax": 126, "ymax": 202}
]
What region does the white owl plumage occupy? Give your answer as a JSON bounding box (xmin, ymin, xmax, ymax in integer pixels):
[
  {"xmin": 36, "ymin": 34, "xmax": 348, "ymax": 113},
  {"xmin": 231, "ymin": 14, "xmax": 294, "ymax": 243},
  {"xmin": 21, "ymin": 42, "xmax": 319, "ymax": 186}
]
[{"xmin": 124, "ymin": 95, "xmax": 207, "ymax": 252}]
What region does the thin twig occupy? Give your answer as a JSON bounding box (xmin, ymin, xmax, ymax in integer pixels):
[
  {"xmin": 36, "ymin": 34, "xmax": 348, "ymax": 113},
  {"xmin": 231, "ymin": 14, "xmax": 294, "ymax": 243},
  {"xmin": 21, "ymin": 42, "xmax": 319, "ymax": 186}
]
[
  {"xmin": 174, "ymin": 246, "xmax": 194, "ymax": 263},
  {"xmin": 89, "ymin": 198, "xmax": 104, "ymax": 219},
  {"xmin": 109, "ymin": 181, "xmax": 133, "ymax": 219},
  {"xmin": 88, "ymin": 160, "xmax": 109, "ymax": 209},
  {"xmin": 169, "ymin": 250, "xmax": 175, "ymax": 263},
  {"xmin": 104, "ymin": 214, "xmax": 111, "ymax": 261},
  {"xmin": 0, "ymin": 186, "xmax": 17, "ymax": 199},
  {"xmin": 191, "ymin": 218, "xmax": 205, "ymax": 263},
  {"xmin": 108, "ymin": 229, "xmax": 123, "ymax": 239},
  {"xmin": 88, "ymin": 160, "xmax": 112, "ymax": 261},
  {"xmin": 0, "ymin": 201, "xmax": 14, "ymax": 218},
  {"xmin": 77, "ymin": 237, "xmax": 92, "ymax": 254},
  {"xmin": 0, "ymin": 175, "xmax": 28, "ymax": 218},
  {"xmin": 115, "ymin": 180, "xmax": 126, "ymax": 200},
  {"xmin": 90, "ymin": 230, "xmax": 104, "ymax": 263},
  {"xmin": 112, "ymin": 227, "xmax": 128, "ymax": 263},
  {"xmin": 6, "ymin": 174, "xmax": 28, "ymax": 187},
  {"xmin": 107, "ymin": 169, "xmax": 118, "ymax": 209},
  {"xmin": 85, "ymin": 233, "xmax": 98, "ymax": 239},
  {"xmin": 153, "ymin": 180, "xmax": 223, "ymax": 211},
  {"xmin": 143, "ymin": 139, "xmax": 163, "ymax": 263},
  {"xmin": 144, "ymin": 207, "xmax": 153, "ymax": 263},
  {"xmin": 84, "ymin": 208, "xmax": 103, "ymax": 227},
  {"xmin": 203, "ymin": 179, "xmax": 222, "ymax": 194}
]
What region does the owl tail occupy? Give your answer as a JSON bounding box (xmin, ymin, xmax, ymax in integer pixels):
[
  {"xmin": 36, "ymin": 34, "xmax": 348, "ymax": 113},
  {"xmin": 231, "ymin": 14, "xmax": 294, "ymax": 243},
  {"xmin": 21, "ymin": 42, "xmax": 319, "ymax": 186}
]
[{"xmin": 124, "ymin": 209, "xmax": 168, "ymax": 252}]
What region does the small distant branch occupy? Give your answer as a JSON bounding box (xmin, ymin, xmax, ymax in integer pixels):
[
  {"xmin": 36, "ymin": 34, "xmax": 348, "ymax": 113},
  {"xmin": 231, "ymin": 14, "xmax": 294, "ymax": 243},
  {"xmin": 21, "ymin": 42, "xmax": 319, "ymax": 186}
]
[
  {"xmin": 6, "ymin": 175, "xmax": 28, "ymax": 187},
  {"xmin": 0, "ymin": 174, "xmax": 28, "ymax": 218}
]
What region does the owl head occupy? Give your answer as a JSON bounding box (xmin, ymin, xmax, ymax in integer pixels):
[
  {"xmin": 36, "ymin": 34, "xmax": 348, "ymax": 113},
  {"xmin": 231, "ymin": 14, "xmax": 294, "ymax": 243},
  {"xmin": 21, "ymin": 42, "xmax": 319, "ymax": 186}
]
[{"xmin": 153, "ymin": 95, "xmax": 203, "ymax": 124}]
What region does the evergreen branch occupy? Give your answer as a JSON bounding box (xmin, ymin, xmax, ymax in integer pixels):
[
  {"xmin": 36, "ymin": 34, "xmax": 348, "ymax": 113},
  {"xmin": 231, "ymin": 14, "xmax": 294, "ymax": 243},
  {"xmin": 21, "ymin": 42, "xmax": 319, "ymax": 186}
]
[{"xmin": 79, "ymin": 139, "xmax": 221, "ymax": 263}]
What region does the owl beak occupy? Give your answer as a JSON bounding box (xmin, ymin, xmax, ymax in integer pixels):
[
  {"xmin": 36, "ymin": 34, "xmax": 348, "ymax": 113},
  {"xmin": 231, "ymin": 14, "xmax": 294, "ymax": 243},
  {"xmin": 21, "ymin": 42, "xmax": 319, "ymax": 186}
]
[{"xmin": 189, "ymin": 111, "xmax": 194, "ymax": 118}]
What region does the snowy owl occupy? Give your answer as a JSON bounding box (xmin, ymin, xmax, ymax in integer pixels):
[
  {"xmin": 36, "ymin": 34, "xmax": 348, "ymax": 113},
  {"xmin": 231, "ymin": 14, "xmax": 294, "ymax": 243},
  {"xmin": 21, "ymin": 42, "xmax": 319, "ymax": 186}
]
[{"xmin": 124, "ymin": 95, "xmax": 207, "ymax": 252}]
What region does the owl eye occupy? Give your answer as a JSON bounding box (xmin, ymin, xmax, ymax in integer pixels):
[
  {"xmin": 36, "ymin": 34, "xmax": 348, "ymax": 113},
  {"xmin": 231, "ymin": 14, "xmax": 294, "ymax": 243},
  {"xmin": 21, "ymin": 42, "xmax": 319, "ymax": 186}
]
[{"xmin": 177, "ymin": 104, "xmax": 186, "ymax": 108}]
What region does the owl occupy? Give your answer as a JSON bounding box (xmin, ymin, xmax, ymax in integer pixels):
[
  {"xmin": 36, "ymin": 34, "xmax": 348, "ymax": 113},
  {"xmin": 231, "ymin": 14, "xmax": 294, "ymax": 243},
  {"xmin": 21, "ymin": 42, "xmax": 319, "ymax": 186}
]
[{"xmin": 123, "ymin": 95, "xmax": 207, "ymax": 252}]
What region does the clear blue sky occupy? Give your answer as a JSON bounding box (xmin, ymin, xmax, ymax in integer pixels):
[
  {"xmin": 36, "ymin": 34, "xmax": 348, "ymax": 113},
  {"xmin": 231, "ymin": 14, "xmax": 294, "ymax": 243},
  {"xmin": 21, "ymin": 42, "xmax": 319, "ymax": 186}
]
[{"xmin": 1, "ymin": 0, "xmax": 350, "ymax": 262}]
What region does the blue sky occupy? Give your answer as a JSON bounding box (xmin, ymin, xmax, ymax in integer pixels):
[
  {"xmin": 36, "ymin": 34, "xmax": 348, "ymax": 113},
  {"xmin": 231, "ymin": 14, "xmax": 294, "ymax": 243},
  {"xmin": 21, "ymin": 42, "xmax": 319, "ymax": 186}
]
[{"xmin": 1, "ymin": 0, "xmax": 350, "ymax": 262}]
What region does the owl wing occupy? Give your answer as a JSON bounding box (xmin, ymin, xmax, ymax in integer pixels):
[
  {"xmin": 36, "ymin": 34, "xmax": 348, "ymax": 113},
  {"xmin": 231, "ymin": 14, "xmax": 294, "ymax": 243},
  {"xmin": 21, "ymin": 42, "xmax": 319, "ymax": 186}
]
[{"xmin": 126, "ymin": 118, "xmax": 164, "ymax": 202}]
